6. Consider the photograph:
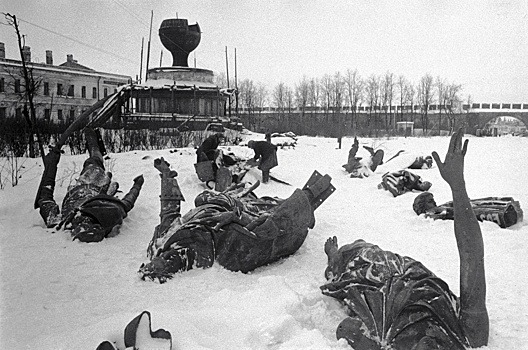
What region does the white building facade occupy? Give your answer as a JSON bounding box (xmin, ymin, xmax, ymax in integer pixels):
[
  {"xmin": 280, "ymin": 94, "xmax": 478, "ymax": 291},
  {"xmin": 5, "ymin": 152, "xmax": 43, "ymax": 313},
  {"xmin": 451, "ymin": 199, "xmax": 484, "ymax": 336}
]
[{"xmin": 0, "ymin": 42, "xmax": 131, "ymax": 123}]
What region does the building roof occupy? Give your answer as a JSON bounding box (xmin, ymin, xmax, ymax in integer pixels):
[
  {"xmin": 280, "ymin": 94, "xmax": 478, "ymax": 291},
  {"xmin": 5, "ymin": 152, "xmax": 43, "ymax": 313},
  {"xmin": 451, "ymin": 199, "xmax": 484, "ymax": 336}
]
[
  {"xmin": 58, "ymin": 60, "xmax": 95, "ymax": 72},
  {"xmin": 0, "ymin": 58, "xmax": 130, "ymax": 81}
]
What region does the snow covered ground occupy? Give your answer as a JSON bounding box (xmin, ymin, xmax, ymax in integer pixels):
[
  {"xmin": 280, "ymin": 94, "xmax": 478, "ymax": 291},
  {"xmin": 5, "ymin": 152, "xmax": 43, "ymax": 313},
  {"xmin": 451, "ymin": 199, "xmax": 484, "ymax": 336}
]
[{"xmin": 1, "ymin": 132, "xmax": 527, "ymax": 350}]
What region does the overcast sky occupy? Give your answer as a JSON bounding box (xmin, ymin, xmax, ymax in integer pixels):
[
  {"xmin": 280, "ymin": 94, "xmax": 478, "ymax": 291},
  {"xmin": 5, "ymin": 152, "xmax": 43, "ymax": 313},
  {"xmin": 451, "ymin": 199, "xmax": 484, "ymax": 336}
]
[{"xmin": 1, "ymin": 0, "xmax": 527, "ymax": 102}]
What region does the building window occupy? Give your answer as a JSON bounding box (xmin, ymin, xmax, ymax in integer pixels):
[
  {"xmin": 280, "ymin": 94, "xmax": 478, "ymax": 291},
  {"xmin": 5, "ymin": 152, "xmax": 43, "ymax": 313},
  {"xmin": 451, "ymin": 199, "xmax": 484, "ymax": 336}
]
[
  {"xmin": 43, "ymin": 82, "xmax": 49, "ymax": 96},
  {"xmin": 81, "ymin": 86, "xmax": 86, "ymax": 98},
  {"xmin": 57, "ymin": 109, "xmax": 63, "ymax": 120},
  {"xmin": 67, "ymin": 85, "xmax": 74, "ymax": 97},
  {"xmin": 92, "ymin": 87, "xmax": 97, "ymax": 98},
  {"xmin": 44, "ymin": 108, "xmax": 51, "ymax": 120},
  {"xmin": 69, "ymin": 109, "xmax": 75, "ymax": 121},
  {"xmin": 0, "ymin": 107, "xmax": 6, "ymax": 119},
  {"xmin": 57, "ymin": 83, "xmax": 63, "ymax": 96},
  {"xmin": 16, "ymin": 107, "xmax": 22, "ymax": 118},
  {"xmin": 15, "ymin": 79, "xmax": 21, "ymax": 93},
  {"xmin": 103, "ymin": 88, "xmax": 108, "ymax": 97},
  {"xmin": 0, "ymin": 78, "xmax": 5, "ymax": 92}
]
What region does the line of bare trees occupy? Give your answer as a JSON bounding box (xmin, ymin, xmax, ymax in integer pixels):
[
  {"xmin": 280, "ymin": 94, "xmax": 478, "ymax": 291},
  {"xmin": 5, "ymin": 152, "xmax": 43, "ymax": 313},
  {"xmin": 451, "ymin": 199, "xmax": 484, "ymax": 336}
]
[{"xmin": 216, "ymin": 70, "xmax": 465, "ymax": 137}]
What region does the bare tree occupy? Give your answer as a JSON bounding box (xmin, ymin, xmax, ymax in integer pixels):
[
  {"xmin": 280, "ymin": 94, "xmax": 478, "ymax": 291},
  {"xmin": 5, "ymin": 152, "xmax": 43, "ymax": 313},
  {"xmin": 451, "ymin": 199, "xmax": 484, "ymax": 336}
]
[
  {"xmin": 306, "ymin": 78, "xmax": 321, "ymax": 134},
  {"xmin": 418, "ymin": 73, "xmax": 434, "ymax": 134},
  {"xmin": 284, "ymin": 85, "xmax": 294, "ymax": 113},
  {"xmin": 215, "ymin": 68, "xmax": 463, "ymax": 138},
  {"xmin": 214, "ymin": 71, "xmax": 236, "ymax": 89},
  {"xmin": 365, "ymin": 74, "xmax": 380, "ymax": 136},
  {"xmin": 214, "ymin": 72, "xmax": 228, "ymax": 88},
  {"xmin": 239, "ymin": 78, "xmax": 257, "ymax": 114},
  {"xmin": 295, "ymin": 76, "xmax": 310, "ymax": 114},
  {"xmin": 406, "ymin": 82, "xmax": 416, "ymax": 126},
  {"xmin": 333, "ymin": 72, "xmax": 344, "ymax": 112},
  {"xmin": 308, "ymin": 78, "xmax": 321, "ymax": 109},
  {"xmin": 255, "ymin": 83, "xmax": 268, "ymax": 111},
  {"xmin": 464, "ymin": 94, "xmax": 473, "ymax": 131},
  {"xmin": 396, "ymin": 75, "xmax": 407, "ymax": 122},
  {"xmin": 381, "ymin": 71, "xmax": 395, "ymax": 132},
  {"xmin": 445, "ymin": 83, "xmax": 463, "ymax": 132},
  {"xmin": 272, "ymin": 82, "xmax": 286, "ymax": 112},
  {"xmin": 294, "ymin": 76, "xmax": 310, "ymax": 135},
  {"xmin": 320, "ymin": 74, "xmax": 333, "ymax": 114},
  {"xmin": 319, "ymin": 74, "xmax": 338, "ymax": 135},
  {"xmin": 272, "ymin": 82, "xmax": 287, "ymax": 130},
  {"xmin": 344, "ymin": 69, "xmax": 363, "ymax": 133},
  {"xmin": 435, "ymin": 76, "xmax": 448, "ymax": 135},
  {"xmin": 284, "ymin": 85, "xmax": 294, "ymax": 131},
  {"xmin": 3, "ymin": 13, "xmax": 45, "ymax": 159},
  {"xmin": 333, "ymin": 72, "xmax": 345, "ymax": 137}
]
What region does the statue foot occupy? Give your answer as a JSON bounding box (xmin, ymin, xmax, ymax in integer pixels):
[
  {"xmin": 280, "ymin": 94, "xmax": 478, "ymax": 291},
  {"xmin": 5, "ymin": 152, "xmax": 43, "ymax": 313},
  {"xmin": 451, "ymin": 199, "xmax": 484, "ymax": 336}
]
[{"xmin": 154, "ymin": 157, "xmax": 178, "ymax": 178}]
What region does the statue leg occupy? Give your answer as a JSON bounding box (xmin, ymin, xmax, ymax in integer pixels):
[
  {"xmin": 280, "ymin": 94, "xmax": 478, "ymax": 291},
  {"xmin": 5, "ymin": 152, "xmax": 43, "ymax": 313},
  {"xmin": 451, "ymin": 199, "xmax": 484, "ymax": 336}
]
[
  {"xmin": 147, "ymin": 158, "xmax": 184, "ymax": 258},
  {"xmin": 302, "ymin": 171, "xmax": 335, "ymax": 210},
  {"xmin": 261, "ymin": 169, "xmax": 270, "ymax": 183},
  {"xmin": 84, "ymin": 127, "xmax": 103, "ymax": 167},
  {"xmin": 370, "ymin": 149, "xmax": 384, "ymax": 171},
  {"xmin": 36, "ymin": 148, "xmax": 62, "ymax": 226}
]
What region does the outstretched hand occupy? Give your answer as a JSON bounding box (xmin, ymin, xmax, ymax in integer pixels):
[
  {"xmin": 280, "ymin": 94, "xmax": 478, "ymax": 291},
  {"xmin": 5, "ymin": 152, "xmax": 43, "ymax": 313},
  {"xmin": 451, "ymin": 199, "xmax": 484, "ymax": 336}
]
[
  {"xmin": 324, "ymin": 236, "xmax": 339, "ymax": 258},
  {"xmin": 133, "ymin": 175, "xmax": 145, "ymax": 187},
  {"xmin": 431, "ymin": 128, "xmax": 468, "ymax": 189}
]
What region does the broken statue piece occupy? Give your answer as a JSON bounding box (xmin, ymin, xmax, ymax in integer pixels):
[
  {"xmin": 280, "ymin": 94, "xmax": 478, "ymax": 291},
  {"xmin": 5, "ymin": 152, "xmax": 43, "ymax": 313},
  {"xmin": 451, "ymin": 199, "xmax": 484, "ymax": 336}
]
[{"xmin": 95, "ymin": 310, "xmax": 172, "ymax": 350}]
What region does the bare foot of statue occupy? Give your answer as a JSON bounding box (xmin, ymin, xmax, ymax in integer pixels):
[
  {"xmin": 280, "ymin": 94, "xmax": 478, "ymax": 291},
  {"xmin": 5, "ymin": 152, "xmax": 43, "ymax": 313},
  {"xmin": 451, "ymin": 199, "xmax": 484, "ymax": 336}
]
[{"xmin": 154, "ymin": 157, "xmax": 178, "ymax": 178}]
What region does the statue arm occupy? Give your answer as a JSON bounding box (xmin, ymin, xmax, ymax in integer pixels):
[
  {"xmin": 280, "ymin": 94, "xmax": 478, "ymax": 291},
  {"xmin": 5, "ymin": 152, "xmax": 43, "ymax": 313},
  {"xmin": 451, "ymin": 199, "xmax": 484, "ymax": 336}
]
[{"xmin": 432, "ymin": 129, "xmax": 489, "ymax": 347}]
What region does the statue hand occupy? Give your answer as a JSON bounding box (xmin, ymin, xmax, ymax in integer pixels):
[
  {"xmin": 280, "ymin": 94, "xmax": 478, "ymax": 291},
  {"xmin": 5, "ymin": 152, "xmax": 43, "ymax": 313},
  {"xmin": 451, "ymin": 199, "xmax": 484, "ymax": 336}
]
[
  {"xmin": 324, "ymin": 236, "xmax": 339, "ymax": 257},
  {"xmin": 431, "ymin": 128, "xmax": 468, "ymax": 190},
  {"xmin": 133, "ymin": 175, "xmax": 144, "ymax": 187}
]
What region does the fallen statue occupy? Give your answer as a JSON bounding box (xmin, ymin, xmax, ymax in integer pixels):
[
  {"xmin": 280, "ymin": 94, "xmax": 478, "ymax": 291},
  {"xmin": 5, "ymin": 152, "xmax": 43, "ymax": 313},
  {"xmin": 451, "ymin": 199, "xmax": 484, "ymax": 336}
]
[
  {"xmin": 140, "ymin": 158, "xmax": 335, "ymax": 282},
  {"xmin": 413, "ymin": 191, "xmax": 523, "ymax": 228}
]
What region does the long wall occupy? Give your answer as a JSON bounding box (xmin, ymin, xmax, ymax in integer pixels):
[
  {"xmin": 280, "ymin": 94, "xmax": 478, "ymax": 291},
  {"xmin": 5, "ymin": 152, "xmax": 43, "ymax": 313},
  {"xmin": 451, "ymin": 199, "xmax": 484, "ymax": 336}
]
[{"xmin": 239, "ymin": 110, "xmax": 528, "ymax": 137}]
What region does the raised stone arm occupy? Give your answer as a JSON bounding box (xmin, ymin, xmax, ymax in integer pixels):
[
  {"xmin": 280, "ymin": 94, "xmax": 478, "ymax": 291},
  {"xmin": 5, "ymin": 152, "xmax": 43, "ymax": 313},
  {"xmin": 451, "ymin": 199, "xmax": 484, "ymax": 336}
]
[
  {"xmin": 120, "ymin": 175, "xmax": 144, "ymax": 213},
  {"xmin": 431, "ymin": 129, "xmax": 489, "ymax": 347}
]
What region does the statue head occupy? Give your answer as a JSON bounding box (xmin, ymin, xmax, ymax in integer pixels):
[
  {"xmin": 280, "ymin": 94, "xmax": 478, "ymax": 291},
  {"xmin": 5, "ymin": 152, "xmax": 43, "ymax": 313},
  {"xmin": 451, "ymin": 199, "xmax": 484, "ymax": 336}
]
[
  {"xmin": 425, "ymin": 155, "xmax": 433, "ymax": 168},
  {"xmin": 413, "ymin": 192, "xmax": 437, "ymax": 215},
  {"xmin": 71, "ymin": 215, "xmax": 106, "ymax": 242}
]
